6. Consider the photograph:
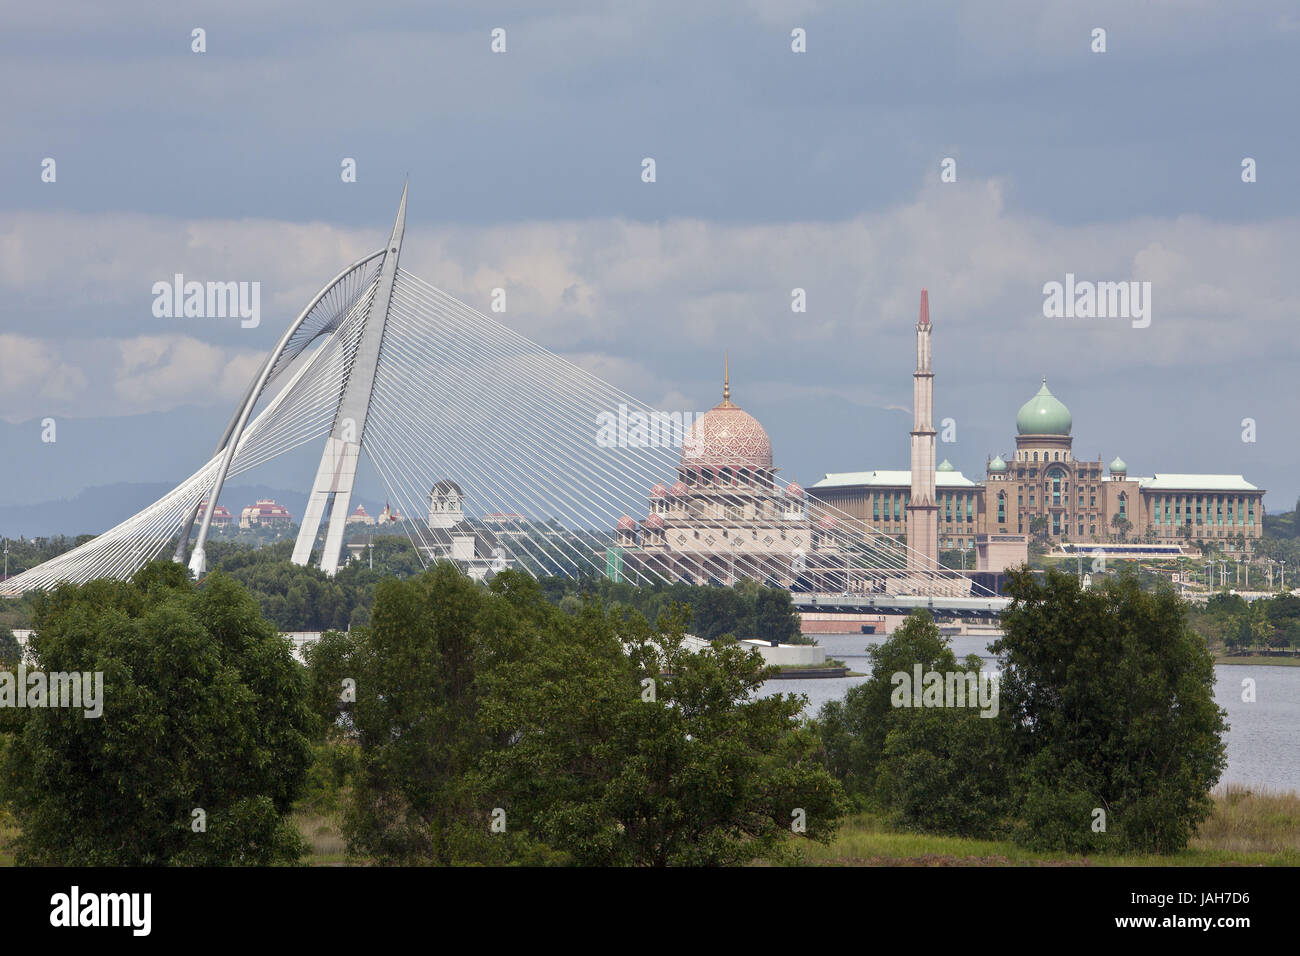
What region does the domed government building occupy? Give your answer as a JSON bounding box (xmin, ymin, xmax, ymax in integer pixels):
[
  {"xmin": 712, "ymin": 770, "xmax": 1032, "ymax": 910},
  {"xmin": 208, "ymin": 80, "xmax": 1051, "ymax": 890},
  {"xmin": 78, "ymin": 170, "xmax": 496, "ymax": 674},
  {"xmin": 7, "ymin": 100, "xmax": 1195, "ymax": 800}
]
[{"xmin": 812, "ymin": 306, "xmax": 1265, "ymax": 567}]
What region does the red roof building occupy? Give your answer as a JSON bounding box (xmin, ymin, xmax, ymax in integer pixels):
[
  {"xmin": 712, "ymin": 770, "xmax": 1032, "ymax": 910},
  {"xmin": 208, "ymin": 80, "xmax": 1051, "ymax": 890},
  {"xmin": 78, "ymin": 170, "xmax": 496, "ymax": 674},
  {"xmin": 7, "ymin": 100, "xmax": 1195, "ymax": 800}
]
[
  {"xmin": 346, "ymin": 504, "xmax": 376, "ymax": 526},
  {"xmin": 197, "ymin": 501, "xmax": 233, "ymax": 527}
]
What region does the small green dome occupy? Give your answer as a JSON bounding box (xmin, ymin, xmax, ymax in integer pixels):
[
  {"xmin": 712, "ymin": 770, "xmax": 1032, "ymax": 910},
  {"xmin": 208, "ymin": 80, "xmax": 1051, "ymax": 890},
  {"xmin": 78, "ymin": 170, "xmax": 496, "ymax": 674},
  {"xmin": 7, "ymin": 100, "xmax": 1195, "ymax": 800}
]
[
  {"xmin": 1109, "ymin": 456, "xmax": 1127, "ymax": 474},
  {"xmin": 1016, "ymin": 379, "xmax": 1072, "ymax": 436},
  {"xmin": 937, "ymin": 459, "xmax": 955, "ymax": 472},
  {"xmin": 988, "ymin": 455, "xmax": 1007, "ymax": 474}
]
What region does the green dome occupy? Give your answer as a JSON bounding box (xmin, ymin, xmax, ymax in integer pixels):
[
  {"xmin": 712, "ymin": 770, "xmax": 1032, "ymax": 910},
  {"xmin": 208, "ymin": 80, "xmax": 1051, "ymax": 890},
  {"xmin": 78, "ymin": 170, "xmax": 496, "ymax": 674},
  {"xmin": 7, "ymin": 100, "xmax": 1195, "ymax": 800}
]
[
  {"xmin": 937, "ymin": 459, "xmax": 955, "ymax": 472},
  {"xmin": 988, "ymin": 455, "xmax": 1007, "ymax": 474},
  {"xmin": 1109, "ymin": 456, "xmax": 1127, "ymax": 474},
  {"xmin": 1016, "ymin": 380, "xmax": 1072, "ymax": 436}
]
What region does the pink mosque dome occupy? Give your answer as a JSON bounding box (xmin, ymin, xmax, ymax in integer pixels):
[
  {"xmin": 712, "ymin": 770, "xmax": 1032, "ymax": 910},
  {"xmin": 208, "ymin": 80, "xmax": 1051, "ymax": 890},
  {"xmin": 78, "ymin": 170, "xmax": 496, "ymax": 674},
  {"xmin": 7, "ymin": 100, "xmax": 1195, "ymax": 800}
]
[
  {"xmin": 680, "ymin": 359, "xmax": 773, "ymax": 471},
  {"xmin": 650, "ymin": 482, "xmax": 669, "ymax": 498},
  {"xmin": 617, "ymin": 515, "xmax": 637, "ymax": 532},
  {"xmin": 817, "ymin": 515, "xmax": 837, "ymax": 530},
  {"xmin": 668, "ymin": 480, "xmax": 688, "ymax": 496},
  {"xmin": 783, "ymin": 480, "xmax": 804, "ymax": 498},
  {"xmin": 643, "ymin": 513, "xmax": 665, "ymax": 530}
]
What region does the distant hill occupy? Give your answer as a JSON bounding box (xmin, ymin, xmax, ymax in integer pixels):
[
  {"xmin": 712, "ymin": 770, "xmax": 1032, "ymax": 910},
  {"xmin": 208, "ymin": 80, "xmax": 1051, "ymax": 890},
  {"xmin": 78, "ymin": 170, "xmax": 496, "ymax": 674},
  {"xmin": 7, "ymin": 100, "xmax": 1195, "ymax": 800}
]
[
  {"xmin": 1264, "ymin": 503, "xmax": 1300, "ymax": 540},
  {"xmin": 0, "ymin": 482, "xmax": 383, "ymax": 540},
  {"xmin": 0, "ymin": 405, "xmax": 231, "ymax": 507}
]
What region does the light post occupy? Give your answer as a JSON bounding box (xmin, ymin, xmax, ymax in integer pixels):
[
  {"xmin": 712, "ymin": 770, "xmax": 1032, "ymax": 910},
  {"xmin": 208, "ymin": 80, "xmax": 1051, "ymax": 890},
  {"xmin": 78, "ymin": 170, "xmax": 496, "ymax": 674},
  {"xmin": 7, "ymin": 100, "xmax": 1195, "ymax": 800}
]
[
  {"xmin": 1282, "ymin": 560, "xmax": 1288, "ymax": 591},
  {"xmin": 2, "ymin": 541, "xmax": 7, "ymax": 581}
]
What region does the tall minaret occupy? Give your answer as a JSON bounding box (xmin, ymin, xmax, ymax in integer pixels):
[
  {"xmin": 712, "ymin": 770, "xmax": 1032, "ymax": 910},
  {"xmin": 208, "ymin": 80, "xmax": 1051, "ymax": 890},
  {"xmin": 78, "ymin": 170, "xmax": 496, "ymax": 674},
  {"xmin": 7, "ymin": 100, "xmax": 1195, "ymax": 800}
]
[{"xmin": 906, "ymin": 288, "xmax": 939, "ymax": 572}]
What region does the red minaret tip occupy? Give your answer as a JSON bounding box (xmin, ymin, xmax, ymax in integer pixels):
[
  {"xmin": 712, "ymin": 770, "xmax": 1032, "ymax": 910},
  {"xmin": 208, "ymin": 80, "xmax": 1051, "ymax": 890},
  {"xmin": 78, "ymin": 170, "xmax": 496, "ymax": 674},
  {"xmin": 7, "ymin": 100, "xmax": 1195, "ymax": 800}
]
[{"xmin": 918, "ymin": 288, "xmax": 930, "ymax": 327}]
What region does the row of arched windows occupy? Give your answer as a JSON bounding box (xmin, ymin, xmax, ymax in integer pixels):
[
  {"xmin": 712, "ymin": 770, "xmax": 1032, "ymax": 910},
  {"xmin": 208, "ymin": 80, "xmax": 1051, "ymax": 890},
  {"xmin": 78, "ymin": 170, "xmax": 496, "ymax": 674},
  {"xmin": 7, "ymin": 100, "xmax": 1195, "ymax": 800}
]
[{"xmin": 1018, "ymin": 449, "xmax": 1070, "ymax": 463}]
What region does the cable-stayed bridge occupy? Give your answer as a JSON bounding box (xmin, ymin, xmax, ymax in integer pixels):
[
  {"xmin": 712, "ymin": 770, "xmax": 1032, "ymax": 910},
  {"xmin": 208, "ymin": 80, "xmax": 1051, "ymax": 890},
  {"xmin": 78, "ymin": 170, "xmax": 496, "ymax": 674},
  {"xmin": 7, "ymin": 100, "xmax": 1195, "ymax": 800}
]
[{"xmin": 4, "ymin": 186, "xmax": 1005, "ymax": 611}]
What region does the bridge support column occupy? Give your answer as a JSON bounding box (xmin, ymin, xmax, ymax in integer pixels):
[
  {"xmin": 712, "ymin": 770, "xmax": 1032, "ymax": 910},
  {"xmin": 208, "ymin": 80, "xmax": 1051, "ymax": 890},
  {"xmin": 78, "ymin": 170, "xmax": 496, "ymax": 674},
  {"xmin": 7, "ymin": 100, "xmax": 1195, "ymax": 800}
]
[
  {"xmin": 290, "ymin": 182, "xmax": 407, "ymax": 576},
  {"xmin": 292, "ymin": 437, "xmax": 360, "ymax": 570}
]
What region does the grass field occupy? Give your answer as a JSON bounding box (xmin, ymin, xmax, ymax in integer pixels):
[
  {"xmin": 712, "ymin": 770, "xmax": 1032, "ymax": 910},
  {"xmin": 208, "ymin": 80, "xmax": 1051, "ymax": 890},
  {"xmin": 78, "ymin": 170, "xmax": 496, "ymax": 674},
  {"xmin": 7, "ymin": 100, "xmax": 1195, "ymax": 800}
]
[
  {"xmin": 291, "ymin": 784, "xmax": 1300, "ymax": 867},
  {"xmin": 795, "ymin": 785, "xmax": 1300, "ymax": 866},
  {"xmin": 294, "ymin": 810, "xmax": 349, "ymax": 865},
  {"xmin": 2, "ymin": 784, "xmax": 1292, "ymax": 867}
]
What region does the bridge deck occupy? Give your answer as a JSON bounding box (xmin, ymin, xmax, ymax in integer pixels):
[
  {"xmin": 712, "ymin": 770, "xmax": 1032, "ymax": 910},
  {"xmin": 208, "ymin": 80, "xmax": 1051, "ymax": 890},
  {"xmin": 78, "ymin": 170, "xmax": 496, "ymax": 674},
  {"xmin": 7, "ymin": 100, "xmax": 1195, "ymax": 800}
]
[{"xmin": 791, "ymin": 592, "xmax": 1011, "ymax": 616}]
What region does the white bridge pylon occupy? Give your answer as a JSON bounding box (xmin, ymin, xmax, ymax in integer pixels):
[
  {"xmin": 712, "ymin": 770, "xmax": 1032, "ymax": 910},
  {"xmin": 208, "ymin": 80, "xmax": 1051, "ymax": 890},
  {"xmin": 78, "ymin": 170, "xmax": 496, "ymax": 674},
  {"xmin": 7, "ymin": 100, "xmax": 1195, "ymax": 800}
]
[
  {"xmin": 286, "ymin": 182, "xmax": 406, "ymax": 576},
  {"xmin": 3, "ymin": 186, "xmax": 992, "ymax": 599},
  {"xmin": 187, "ymin": 185, "xmax": 406, "ymax": 578}
]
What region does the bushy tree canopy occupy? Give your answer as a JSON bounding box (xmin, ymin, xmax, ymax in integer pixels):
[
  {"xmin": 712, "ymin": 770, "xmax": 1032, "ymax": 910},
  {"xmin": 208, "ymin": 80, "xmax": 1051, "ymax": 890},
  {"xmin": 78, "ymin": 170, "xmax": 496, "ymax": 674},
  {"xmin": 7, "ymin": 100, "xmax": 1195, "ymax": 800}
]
[
  {"xmin": 307, "ymin": 564, "xmax": 845, "ymax": 865},
  {"xmin": 0, "ymin": 561, "xmax": 314, "ymax": 865},
  {"xmin": 817, "ymin": 611, "xmax": 1010, "ymax": 837},
  {"xmin": 995, "ymin": 568, "xmax": 1227, "ymax": 853},
  {"xmin": 817, "ymin": 574, "xmax": 1228, "ymax": 854}
]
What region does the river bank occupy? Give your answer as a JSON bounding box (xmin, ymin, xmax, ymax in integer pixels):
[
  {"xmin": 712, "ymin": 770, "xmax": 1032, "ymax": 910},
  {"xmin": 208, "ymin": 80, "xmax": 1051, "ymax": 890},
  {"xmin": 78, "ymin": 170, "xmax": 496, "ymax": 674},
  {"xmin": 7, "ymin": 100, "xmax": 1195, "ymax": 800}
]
[{"xmin": 1216, "ymin": 654, "xmax": 1300, "ymax": 667}]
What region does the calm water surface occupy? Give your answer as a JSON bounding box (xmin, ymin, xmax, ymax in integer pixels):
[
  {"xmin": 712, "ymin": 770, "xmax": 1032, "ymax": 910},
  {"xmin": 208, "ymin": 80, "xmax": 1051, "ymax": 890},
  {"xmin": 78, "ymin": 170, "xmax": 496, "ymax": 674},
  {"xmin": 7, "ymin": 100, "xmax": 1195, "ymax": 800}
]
[{"xmin": 761, "ymin": 633, "xmax": 1300, "ymax": 792}]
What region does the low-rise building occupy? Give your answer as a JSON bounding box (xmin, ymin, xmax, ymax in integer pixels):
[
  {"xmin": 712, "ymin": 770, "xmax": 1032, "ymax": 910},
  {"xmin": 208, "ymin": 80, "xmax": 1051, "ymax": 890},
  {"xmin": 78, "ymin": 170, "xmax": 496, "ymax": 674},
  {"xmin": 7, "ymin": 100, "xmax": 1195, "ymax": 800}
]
[{"xmin": 239, "ymin": 499, "xmax": 292, "ymax": 529}]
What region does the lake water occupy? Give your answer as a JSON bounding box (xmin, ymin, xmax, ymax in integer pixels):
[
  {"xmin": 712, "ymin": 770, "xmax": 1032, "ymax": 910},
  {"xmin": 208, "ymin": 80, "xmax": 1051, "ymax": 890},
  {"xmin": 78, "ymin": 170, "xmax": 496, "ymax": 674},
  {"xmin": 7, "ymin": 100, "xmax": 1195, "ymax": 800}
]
[{"xmin": 761, "ymin": 633, "xmax": 1300, "ymax": 792}]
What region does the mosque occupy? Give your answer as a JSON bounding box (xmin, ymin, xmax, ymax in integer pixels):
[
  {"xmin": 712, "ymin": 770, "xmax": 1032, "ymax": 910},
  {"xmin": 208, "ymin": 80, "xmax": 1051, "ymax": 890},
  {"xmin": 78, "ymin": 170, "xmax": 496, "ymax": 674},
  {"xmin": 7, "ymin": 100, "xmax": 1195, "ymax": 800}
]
[{"xmin": 610, "ymin": 364, "xmax": 842, "ymax": 588}]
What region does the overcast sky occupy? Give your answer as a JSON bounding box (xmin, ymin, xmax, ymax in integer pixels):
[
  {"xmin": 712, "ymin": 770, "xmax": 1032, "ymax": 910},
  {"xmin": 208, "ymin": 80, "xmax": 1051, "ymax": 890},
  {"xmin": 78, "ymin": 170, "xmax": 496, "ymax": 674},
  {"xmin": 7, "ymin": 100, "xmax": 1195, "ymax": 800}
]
[{"xmin": 2, "ymin": 0, "xmax": 1297, "ymax": 512}]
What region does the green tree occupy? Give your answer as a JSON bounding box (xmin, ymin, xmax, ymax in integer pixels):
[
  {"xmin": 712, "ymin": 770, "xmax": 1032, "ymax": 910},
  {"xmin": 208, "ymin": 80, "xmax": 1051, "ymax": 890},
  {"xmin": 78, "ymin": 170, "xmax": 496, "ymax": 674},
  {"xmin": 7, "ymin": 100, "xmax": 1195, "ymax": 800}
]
[
  {"xmin": 873, "ymin": 696, "xmax": 1013, "ymax": 838},
  {"xmin": 1248, "ymin": 603, "xmax": 1275, "ymax": 649},
  {"xmin": 0, "ymin": 561, "xmax": 313, "ymax": 865},
  {"xmin": 0, "ymin": 627, "xmax": 21, "ymax": 666},
  {"xmin": 308, "ymin": 562, "xmax": 537, "ymax": 865},
  {"xmin": 1234, "ymin": 615, "xmax": 1255, "ymax": 651},
  {"xmin": 478, "ymin": 595, "xmax": 846, "ymax": 865},
  {"xmin": 994, "ymin": 568, "xmax": 1227, "ymax": 854},
  {"xmin": 816, "ymin": 611, "xmax": 1010, "ymax": 837},
  {"xmin": 1264, "ymin": 593, "xmax": 1300, "ymax": 627},
  {"xmin": 753, "ymin": 587, "xmax": 800, "ymax": 644},
  {"xmin": 1028, "ymin": 515, "xmax": 1050, "ymax": 546},
  {"xmin": 314, "ymin": 564, "xmax": 846, "ymax": 865}
]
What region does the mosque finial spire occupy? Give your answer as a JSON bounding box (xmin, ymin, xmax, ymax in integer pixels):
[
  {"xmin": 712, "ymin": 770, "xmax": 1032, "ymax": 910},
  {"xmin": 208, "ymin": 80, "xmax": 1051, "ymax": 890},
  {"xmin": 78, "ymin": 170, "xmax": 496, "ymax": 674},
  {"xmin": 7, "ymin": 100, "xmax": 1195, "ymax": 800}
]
[{"xmin": 722, "ymin": 352, "xmax": 733, "ymax": 406}]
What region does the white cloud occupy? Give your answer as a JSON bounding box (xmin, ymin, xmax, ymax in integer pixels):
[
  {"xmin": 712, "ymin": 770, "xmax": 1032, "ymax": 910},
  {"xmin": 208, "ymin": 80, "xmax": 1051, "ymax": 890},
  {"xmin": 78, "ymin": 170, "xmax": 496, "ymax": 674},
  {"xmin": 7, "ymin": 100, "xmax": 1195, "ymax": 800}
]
[
  {"xmin": 0, "ymin": 179, "xmax": 1296, "ymax": 421},
  {"xmin": 0, "ymin": 334, "xmax": 88, "ymax": 421},
  {"xmin": 111, "ymin": 336, "xmax": 262, "ymax": 413}
]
